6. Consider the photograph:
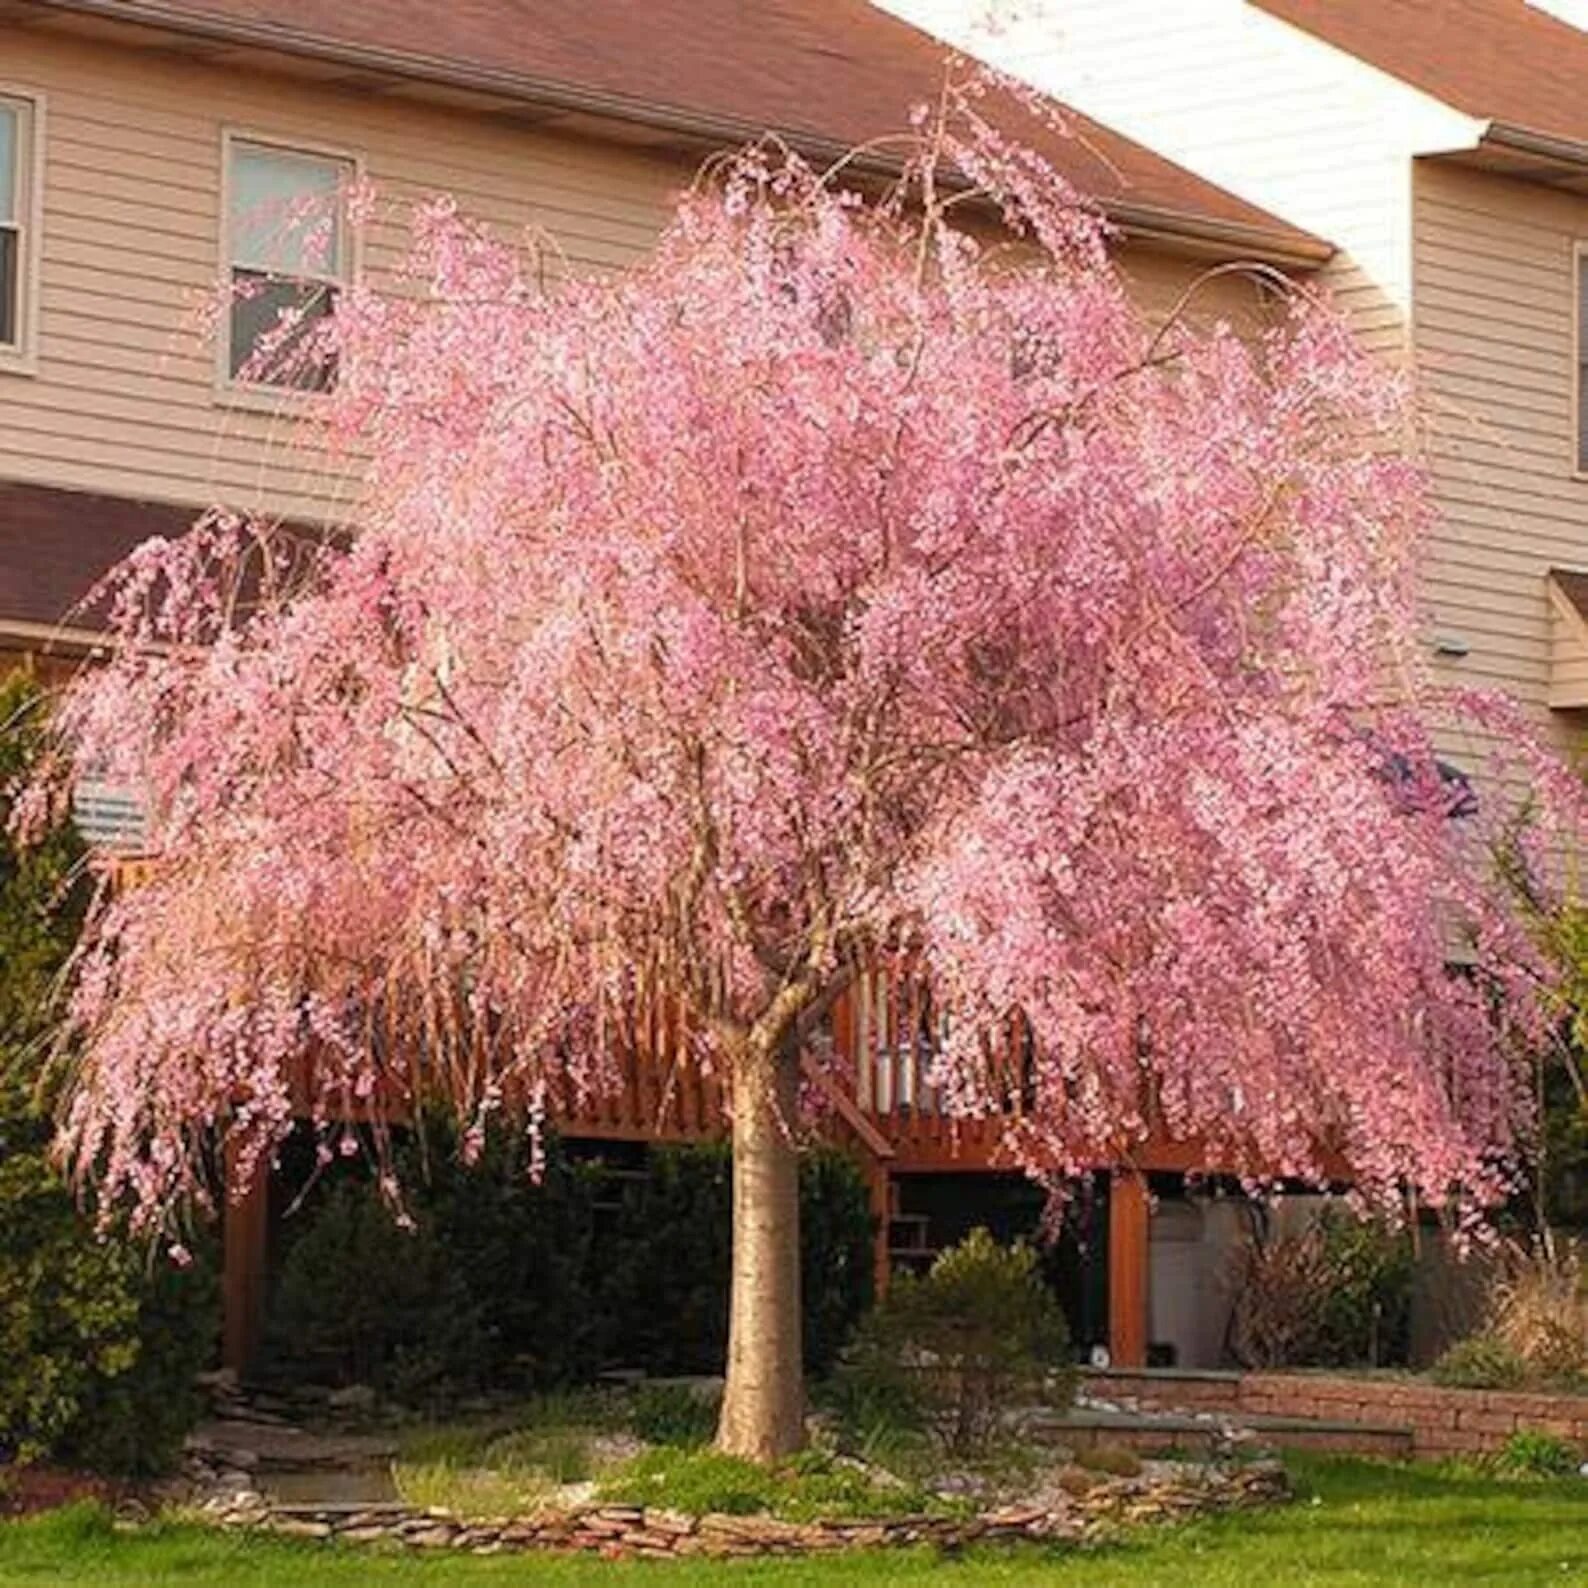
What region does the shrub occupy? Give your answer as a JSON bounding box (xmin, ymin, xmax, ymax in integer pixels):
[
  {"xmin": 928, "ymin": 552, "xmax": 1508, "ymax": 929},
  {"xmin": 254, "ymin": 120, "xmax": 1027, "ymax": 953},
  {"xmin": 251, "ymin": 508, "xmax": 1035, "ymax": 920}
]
[
  {"xmin": 55, "ymin": 1238, "xmax": 217, "ymax": 1477},
  {"xmin": 1430, "ymin": 1239, "xmax": 1588, "ymax": 1392},
  {"xmin": 629, "ymin": 1382, "xmax": 717, "ymax": 1449},
  {"xmin": 404, "ymin": 1119, "xmax": 607, "ymax": 1387},
  {"xmin": 1313, "ymin": 1209, "xmax": 1414, "ymax": 1367},
  {"xmin": 598, "ymin": 1142, "xmax": 872, "ymax": 1378},
  {"xmin": 265, "ymin": 1119, "xmax": 607, "ymax": 1397},
  {"xmin": 0, "ymin": 671, "xmax": 216, "ymax": 1474},
  {"xmin": 265, "ymin": 1176, "xmax": 489, "ymax": 1397},
  {"xmin": 1224, "ymin": 1222, "xmax": 1329, "ymax": 1369},
  {"xmin": 795, "ymin": 1149, "xmax": 877, "ymax": 1375},
  {"xmin": 596, "ymin": 1146, "xmax": 733, "ymax": 1377},
  {"xmin": 1493, "ymin": 1428, "xmax": 1582, "ymax": 1479},
  {"xmin": 834, "ymin": 1228, "xmax": 1073, "ymax": 1456},
  {"xmin": 264, "ymin": 1132, "xmax": 873, "ymax": 1398},
  {"xmin": 1225, "ymin": 1205, "xmax": 1413, "ymax": 1370},
  {"xmin": 1429, "ymin": 1332, "xmax": 1529, "ymax": 1390},
  {"xmin": 1489, "ymin": 1240, "xmax": 1588, "ymax": 1383}
]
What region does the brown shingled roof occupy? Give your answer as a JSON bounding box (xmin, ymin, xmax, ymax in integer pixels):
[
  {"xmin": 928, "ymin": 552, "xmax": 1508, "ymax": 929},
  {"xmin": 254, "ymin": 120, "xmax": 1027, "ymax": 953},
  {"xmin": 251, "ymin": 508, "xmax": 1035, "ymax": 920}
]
[
  {"xmin": 22, "ymin": 0, "xmax": 1325, "ymax": 256},
  {"xmin": 0, "ymin": 482, "xmax": 196, "ymax": 636},
  {"xmin": 1254, "ymin": 0, "xmax": 1588, "ymax": 148}
]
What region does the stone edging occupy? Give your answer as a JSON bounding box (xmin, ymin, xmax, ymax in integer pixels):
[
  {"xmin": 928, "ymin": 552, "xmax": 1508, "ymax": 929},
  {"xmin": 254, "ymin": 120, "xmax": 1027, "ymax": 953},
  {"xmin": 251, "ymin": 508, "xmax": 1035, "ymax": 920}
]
[{"xmin": 196, "ymin": 1464, "xmax": 1287, "ymax": 1558}]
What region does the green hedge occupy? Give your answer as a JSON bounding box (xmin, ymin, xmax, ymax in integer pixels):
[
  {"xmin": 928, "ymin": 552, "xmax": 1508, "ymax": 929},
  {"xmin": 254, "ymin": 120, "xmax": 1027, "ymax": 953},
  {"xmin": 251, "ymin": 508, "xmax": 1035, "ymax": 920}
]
[
  {"xmin": 597, "ymin": 1142, "xmax": 875, "ymax": 1378},
  {"xmin": 0, "ymin": 671, "xmax": 217, "ymax": 1475},
  {"xmin": 263, "ymin": 1127, "xmax": 873, "ymax": 1399}
]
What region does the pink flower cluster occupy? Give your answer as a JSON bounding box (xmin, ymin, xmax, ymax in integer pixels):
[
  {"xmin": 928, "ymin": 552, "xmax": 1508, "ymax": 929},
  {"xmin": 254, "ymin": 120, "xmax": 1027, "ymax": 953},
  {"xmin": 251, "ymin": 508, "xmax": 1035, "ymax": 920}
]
[{"xmin": 33, "ymin": 84, "xmax": 1585, "ymax": 1235}]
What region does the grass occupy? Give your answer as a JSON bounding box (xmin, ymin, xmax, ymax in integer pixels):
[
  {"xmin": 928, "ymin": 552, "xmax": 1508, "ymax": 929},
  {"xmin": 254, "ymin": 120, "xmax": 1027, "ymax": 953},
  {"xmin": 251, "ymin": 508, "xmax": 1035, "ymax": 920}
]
[
  {"xmin": 593, "ymin": 1445, "xmax": 948, "ymax": 1520},
  {"xmin": 392, "ymin": 1383, "xmax": 735, "ymax": 1519},
  {"xmin": 1, "ymin": 1457, "xmax": 1586, "ymax": 1584},
  {"xmin": 392, "ymin": 1391, "xmax": 627, "ymax": 1518}
]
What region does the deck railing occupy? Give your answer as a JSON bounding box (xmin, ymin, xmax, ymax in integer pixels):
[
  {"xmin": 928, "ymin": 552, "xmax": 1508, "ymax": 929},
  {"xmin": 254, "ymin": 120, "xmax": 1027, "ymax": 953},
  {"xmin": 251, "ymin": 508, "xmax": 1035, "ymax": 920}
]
[{"xmin": 107, "ymin": 856, "xmax": 1028, "ymax": 1168}]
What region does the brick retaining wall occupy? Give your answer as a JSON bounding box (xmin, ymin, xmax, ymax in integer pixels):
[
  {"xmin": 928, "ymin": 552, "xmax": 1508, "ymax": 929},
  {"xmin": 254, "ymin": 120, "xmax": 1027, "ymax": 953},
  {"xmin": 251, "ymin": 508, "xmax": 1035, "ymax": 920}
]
[{"xmin": 1082, "ymin": 1369, "xmax": 1588, "ymax": 1460}]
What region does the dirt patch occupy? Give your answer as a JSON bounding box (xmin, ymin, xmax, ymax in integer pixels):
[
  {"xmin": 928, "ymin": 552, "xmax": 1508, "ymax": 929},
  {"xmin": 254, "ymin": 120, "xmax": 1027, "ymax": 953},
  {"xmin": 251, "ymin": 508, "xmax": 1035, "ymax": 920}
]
[{"xmin": 0, "ymin": 1466, "xmax": 131, "ymax": 1519}]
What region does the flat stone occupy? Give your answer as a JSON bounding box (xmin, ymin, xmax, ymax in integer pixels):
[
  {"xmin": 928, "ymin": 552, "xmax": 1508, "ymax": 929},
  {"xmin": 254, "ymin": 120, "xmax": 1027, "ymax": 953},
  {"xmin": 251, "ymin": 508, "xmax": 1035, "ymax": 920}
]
[
  {"xmin": 405, "ymin": 1527, "xmax": 457, "ymax": 1548},
  {"xmin": 642, "ymin": 1509, "xmax": 697, "ymax": 1536},
  {"xmin": 338, "ymin": 1525, "xmax": 396, "ymax": 1545},
  {"xmin": 269, "ymin": 1519, "xmax": 332, "ymax": 1540}
]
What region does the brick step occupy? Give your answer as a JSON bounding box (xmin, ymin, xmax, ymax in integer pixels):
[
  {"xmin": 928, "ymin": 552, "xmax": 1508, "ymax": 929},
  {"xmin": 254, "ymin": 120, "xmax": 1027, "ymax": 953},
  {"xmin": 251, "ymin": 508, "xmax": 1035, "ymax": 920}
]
[
  {"xmin": 1037, "ymin": 1407, "xmax": 1415, "ymax": 1461},
  {"xmin": 1245, "ymin": 1415, "xmax": 1413, "ymax": 1459}
]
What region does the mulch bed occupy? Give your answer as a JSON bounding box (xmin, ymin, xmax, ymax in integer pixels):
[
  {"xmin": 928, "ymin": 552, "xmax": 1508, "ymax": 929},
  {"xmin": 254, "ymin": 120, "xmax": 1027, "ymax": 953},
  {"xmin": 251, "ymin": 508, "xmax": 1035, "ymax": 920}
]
[{"xmin": 0, "ymin": 1466, "xmax": 136, "ymax": 1520}]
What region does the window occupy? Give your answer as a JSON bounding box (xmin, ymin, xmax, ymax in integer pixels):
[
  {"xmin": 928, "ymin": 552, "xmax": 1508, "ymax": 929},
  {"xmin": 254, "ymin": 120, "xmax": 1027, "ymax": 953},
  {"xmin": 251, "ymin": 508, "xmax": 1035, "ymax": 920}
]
[
  {"xmin": 224, "ymin": 136, "xmax": 351, "ymax": 391},
  {"xmin": 0, "ymin": 92, "xmax": 37, "ymax": 358},
  {"xmin": 1578, "ymin": 244, "xmax": 1588, "ymax": 473},
  {"xmin": 72, "ymin": 776, "xmax": 147, "ymax": 852}
]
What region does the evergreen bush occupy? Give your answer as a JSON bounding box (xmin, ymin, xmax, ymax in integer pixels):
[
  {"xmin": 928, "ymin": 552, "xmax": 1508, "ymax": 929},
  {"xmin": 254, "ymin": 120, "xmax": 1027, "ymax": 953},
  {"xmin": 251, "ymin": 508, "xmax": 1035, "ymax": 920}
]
[
  {"xmin": 833, "ymin": 1227, "xmax": 1074, "ymax": 1456},
  {"xmin": 263, "ymin": 1131, "xmax": 873, "ymax": 1395},
  {"xmin": 0, "ymin": 671, "xmax": 215, "ymax": 1474},
  {"xmin": 1429, "ymin": 1332, "xmax": 1530, "ymax": 1390}
]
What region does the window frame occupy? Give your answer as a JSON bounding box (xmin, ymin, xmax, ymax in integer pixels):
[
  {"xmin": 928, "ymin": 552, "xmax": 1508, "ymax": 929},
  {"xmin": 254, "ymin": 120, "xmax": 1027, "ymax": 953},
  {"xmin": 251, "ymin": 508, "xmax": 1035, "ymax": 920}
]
[
  {"xmin": 215, "ymin": 126, "xmax": 360, "ymax": 408},
  {"xmin": 0, "ymin": 86, "xmax": 45, "ymax": 376},
  {"xmin": 1574, "ymin": 240, "xmax": 1588, "ymax": 479}
]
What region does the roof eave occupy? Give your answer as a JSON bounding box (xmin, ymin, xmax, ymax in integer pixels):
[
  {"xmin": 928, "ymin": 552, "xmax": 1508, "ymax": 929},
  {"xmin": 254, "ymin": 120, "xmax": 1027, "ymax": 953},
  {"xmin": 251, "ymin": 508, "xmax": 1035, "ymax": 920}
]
[
  {"xmin": 1108, "ymin": 200, "xmax": 1334, "ymax": 270},
  {"xmin": 1471, "ymin": 119, "xmax": 1588, "ymax": 174},
  {"xmin": 20, "ymin": 0, "xmax": 1328, "ymax": 268}
]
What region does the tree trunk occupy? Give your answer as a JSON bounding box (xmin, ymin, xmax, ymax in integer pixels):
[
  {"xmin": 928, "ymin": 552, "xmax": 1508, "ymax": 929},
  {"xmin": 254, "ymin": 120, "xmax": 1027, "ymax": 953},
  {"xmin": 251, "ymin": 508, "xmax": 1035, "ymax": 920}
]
[{"xmin": 717, "ymin": 1039, "xmax": 805, "ymax": 1461}]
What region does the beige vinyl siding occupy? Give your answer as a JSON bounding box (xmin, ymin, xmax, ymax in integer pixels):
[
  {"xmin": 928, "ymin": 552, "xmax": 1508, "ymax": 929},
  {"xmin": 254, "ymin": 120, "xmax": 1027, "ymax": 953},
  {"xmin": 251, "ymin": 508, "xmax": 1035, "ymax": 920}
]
[
  {"xmin": 1411, "ymin": 159, "xmax": 1588, "ymax": 746},
  {"xmin": 0, "ymin": 24, "xmax": 1265, "ymax": 541},
  {"xmin": 1118, "ymin": 248, "xmax": 1280, "ymax": 331},
  {"xmin": 0, "ymin": 28, "xmax": 683, "ymax": 524}
]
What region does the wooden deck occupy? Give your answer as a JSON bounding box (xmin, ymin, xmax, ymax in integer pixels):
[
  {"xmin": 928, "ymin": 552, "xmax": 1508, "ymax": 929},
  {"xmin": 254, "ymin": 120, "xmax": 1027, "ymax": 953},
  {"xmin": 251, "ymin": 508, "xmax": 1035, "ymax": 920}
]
[
  {"xmin": 544, "ymin": 963, "xmax": 1025, "ymax": 1173},
  {"xmin": 105, "ymin": 856, "xmax": 1157, "ymax": 1373}
]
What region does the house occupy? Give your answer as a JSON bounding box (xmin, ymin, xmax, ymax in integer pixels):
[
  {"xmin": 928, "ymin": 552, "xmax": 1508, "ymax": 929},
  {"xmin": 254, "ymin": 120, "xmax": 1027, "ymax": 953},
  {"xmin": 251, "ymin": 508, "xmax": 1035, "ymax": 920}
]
[
  {"xmin": 0, "ymin": 0, "xmax": 1331, "ymax": 1376},
  {"xmin": 880, "ymin": 0, "xmax": 1588, "ymax": 1367},
  {"xmin": 890, "ymin": 0, "xmax": 1588, "ymax": 745}
]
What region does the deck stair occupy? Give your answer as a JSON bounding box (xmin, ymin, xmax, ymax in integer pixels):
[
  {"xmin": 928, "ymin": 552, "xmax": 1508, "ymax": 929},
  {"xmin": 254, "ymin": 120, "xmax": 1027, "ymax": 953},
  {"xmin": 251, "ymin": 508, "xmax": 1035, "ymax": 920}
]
[{"xmin": 885, "ymin": 1209, "xmax": 936, "ymax": 1271}]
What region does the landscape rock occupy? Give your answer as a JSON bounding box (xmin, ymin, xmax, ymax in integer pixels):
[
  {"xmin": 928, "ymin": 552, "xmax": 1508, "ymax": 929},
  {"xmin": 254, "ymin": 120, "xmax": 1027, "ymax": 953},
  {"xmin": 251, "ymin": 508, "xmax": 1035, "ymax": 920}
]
[{"xmin": 168, "ymin": 1382, "xmax": 1291, "ymax": 1561}]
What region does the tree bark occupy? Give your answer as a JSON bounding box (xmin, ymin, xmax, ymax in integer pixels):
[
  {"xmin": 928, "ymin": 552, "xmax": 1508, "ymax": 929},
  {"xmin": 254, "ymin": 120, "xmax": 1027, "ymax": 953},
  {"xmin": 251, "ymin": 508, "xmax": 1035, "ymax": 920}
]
[{"xmin": 717, "ymin": 1038, "xmax": 805, "ymax": 1461}]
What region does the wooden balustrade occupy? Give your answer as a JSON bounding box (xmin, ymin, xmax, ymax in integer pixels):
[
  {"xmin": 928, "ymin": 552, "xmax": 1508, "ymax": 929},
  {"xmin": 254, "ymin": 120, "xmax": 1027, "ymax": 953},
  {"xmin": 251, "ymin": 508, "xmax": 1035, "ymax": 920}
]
[
  {"xmin": 104, "ymin": 858, "xmax": 1243, "ymax": 1372},
  {"xmin": 107, "ymin": 852, "xmax": 1031, "ymax": 1169}
]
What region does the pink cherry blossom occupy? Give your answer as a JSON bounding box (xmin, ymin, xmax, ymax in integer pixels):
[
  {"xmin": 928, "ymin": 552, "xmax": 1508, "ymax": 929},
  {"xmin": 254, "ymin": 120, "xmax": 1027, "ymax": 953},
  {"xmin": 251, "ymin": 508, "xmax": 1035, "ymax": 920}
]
[{"xmin": 24, "ymin": 75, "xmax": 1588, "ymax": 1402}]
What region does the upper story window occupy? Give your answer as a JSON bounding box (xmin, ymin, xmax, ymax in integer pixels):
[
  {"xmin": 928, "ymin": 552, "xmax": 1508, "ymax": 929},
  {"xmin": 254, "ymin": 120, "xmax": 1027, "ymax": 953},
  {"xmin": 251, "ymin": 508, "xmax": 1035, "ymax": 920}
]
[
  {"xmin": 0, "ymin": 91, "xmax": 39, "ymax": 362},
  {"xmin": 224, "ymin": 135, "xmax": 351, "ymax": 392}
]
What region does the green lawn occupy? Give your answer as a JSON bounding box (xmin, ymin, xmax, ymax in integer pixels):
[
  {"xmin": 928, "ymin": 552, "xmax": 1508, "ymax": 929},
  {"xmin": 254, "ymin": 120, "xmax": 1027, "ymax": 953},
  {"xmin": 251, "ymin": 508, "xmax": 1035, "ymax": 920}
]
[{"xmin": 0, "ymin": 1458, "xmax": 1584, "ymax": 1586}]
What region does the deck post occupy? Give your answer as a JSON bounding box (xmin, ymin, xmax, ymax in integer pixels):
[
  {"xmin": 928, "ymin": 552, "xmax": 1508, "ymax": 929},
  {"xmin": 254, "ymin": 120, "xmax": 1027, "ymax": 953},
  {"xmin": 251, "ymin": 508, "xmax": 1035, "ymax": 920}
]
[
  {"xmin": 1107, "ymin": 1169, "xmax": 1149, "ymax": 1369},
  {"xmin": 222, "ymin": 1141, "xmax": 269, "ymax": 1377},
  {"xmin": 866, "ymin": 1160, "xmax": 892, "ymax": 1300}
]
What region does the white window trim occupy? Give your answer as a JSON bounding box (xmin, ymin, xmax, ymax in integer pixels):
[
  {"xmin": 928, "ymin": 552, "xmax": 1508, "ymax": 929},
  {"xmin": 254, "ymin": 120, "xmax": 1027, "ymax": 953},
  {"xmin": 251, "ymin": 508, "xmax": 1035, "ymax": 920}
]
[
  {"xmin": 1574, "ymin": 239, "xmax": 1588, "ymax": 481},
  {"xmin": 214, "ymin": 125, "xmax": 361, "ymax": 413},
  {"xmin": 0, "ymin": 85, "xmax": 45, "ymax": 378}
]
